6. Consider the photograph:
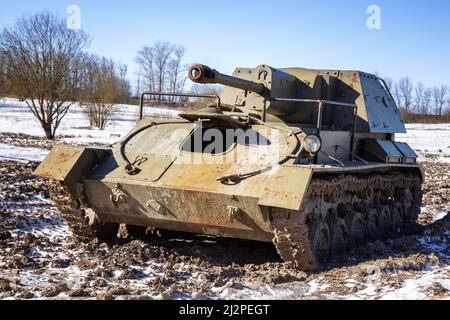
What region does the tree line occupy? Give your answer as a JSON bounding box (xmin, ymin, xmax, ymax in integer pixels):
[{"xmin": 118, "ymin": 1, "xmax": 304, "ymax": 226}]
[
  {"xmin": 0, "ymin": 11, "xmax": 134, "ymax": 138},
  {"xmin": 0, "ymin": 11, "xmax": 190, "ymax": 139},
  {"xmin": 135, "ymin": 41, "xmax": 187, "ymax": 102},
  {"xmin": 381, "ymin": 77, "xmax": 449, "ymax": 118},
  {"xmin": 0, "ymin": 11, "xmax": 448, "ymax": 140}
]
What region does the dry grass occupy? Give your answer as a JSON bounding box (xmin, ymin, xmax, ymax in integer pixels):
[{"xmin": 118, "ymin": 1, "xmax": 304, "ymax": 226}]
[{"xmin": 400, "ymin": 109, "xmax": 449, "ymax": 123}]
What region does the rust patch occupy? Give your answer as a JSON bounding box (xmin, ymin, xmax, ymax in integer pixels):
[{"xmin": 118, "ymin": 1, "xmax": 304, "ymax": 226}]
[
  {"xmin": 55, "ymin": 151, "xmax": 78, "ymax": 165},
  {"xmin": 34, "ymin": 145, "xmax": 87, "ymax": 181},
  {"xmin": 35, "ymin": 171, "xmax": 54, "ymax": 179}
]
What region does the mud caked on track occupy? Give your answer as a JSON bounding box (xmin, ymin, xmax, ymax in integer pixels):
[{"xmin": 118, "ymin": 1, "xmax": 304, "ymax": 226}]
[{"xmin": 0, "ymin": 159, "xmax": 448, "ymax": 300}]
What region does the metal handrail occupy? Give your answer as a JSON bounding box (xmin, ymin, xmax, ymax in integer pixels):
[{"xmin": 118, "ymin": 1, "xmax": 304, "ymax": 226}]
[
  {"xmin": 139, "ymin": 92, "xmax": 221, "ymax": 120},
  {"xmin": 270, "ymin": 97, "xmax": 358, "ymax": 162},
  {"xmin": 269, "ymin": 97, "xmax": 357, "ymax": 133},
  {"xmin": 139, "ymin": 93, "xmax": 360, "ymax": 163},
  {"xmin": 270, "ymin": 97, "xmax": 357, "ymax": 109},
  {"xmin": 377, "ymin": 77, "xmax": 396, "ymax": 103}
]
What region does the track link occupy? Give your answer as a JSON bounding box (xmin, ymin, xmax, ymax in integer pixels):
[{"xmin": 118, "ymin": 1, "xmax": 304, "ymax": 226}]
[{"xmin": 271, "ymin": 171, "xmax": 422, "ymax": 271}]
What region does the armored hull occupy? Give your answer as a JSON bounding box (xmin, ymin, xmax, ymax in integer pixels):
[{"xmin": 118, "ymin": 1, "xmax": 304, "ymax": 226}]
[{"xmin": 35, "ymin": 63, "xmax": 423, "ymax": 270}]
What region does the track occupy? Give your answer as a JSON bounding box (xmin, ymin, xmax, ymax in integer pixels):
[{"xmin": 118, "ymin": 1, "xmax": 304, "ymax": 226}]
[
  {"xmin": 49, "ymin": 171, "xmax": 423, "ymax": 271},
  {"xmin": 271, "ymin": 171, "xmax": 423, "ymax": 271},
  {"xmin": 48, "ymin": 181, "xmax": 117, "ymax": 242}
]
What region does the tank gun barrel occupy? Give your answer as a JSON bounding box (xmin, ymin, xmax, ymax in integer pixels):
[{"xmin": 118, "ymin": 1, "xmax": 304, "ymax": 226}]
[{"xmin": 188, "ymin": 64, "xmax": 267, "ymax": 95}]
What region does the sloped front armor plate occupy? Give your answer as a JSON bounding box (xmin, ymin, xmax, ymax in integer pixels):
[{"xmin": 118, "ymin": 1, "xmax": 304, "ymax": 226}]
[{"xmin": 258, "ymin": 166, "xmax": 313, "ymax": 211}]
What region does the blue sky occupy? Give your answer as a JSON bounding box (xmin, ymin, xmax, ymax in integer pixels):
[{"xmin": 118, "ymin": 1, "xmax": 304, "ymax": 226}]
[{"xmin": 0, "ymin": 0, "xmax": 449, "ymax": 89}]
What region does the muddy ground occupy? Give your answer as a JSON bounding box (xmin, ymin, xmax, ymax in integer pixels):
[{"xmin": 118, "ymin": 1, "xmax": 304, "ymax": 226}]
[{"xmin": 0, "ymin": 149, "xmax": 448, "ymax": 300}]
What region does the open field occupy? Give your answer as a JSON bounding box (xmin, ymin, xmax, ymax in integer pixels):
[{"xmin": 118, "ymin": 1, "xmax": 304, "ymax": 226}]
[{"xmin": 0, "ymin": 99, "xmax": 448, "ymax": 300}]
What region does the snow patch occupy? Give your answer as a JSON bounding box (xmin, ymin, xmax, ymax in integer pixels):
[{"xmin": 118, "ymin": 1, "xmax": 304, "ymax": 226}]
[
  {"xmin": 0, "ymin": 98, "xmax": 179, "ymax": 145},
  {"xmin": 398, "ymin": 124, "xmax": 450, "ymax": 158},
  {"xmin": 380, "ymin": 267, "xmax": 450, "ymax": 300},
  {"xmin": 0, "ymin": 144, "xmax": 49, "ymax": 162}
]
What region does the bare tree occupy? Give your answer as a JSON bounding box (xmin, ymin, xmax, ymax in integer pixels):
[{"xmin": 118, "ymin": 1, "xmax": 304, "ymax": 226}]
[
  {"xmin": 414, "ymin": 82, "xmax": 425, "ymax": 114},
  {"xmin": 433, "ymin": 85, "xmax": 448, "ymax": 117},
  {"xmin": 135, "ymin": 46, "xmax": 156, "ymax": 92},
  {"xmin": 384, "ymin": 77, "xmax": 394, "ymax": 91},
  {"xmin": 398, "ymin": 77, "xmax": 414, "ymax": 112},
  {"xmin": 78, "ymin": 56, "xmax": 130, "ymax": 130},
  {"xmin": 154, "ymin": 41, "xmax": 172, "ymax": 99},
  {"xmin": 0, "ymin": 11, "xmax": 90, "ymax": 139},
  {"xmin": 392, "ymin": 82, "xmax": 402, "ymax": 107},
  {"xmin": 118, "ymin": 63, "xmax": 128, "ymax": 85},
  {"xmin": 135, "ymin": 41, "xmax": 187, "ymax": 103},
  {"xmin": 135, "ymin": 72, "xmax": 141, "ymax": 97},
  {"xmin": 167, "ymin": 46, "xmax": 187, "ymax": 102},
  {"xmin": 422, "ymin": 88, "xmax": 432, "ymax": 115},
  {"xmin": 0, "ymin": 49, "xmax": 5, "ymax": 96}
]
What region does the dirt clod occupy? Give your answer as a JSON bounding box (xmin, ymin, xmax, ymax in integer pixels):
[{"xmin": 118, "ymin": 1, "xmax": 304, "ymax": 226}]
[
  {"xmin": 42, "ymin": 283, "xmax": 68, "ymax": 297},
  {"xmin": 0, "ymin": 231, "xmax": 12, "ymax": 241},
  {"xmin": 0, "ymin": 159, "xmax": 448, "ymax": 300},
  {"xmin": 0, "ymin": 279, "xmax": 12, "ymax": 292}
]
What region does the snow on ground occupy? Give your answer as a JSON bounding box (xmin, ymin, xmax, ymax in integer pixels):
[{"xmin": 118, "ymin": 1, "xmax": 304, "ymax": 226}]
[
  {"xmin": 379, "ymin": 266, "xmax": 450, "ymax": 300},
  {"xmin": 397, "ymin": 123, "xmax": 450, "ymax": 153},
  {"xmin": 0, "ymin": 98, "xmax": 180, "ymax": 156},
  {"xmin": 1, "ymin": 97, "xmax": 449, "ymax": 163},
  {"xmin": 397, "ymin": 123, "xmax": 450, "ymax": 163},
  {"xmin": 0, "ymin": 144, "xmax": 49, "ymax": 162},
  {"xmin": 0, "ymin": 97, "xmax": 449, "ymax": 300}
]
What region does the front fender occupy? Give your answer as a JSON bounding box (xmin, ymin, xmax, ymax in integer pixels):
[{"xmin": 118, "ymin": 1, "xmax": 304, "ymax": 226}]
[{"xmin": 34, "ymin": 145, "xmax": 110, "ymax": 198}]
